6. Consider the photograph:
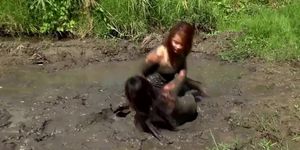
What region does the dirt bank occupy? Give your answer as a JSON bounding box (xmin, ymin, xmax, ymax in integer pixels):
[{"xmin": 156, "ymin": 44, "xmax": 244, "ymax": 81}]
[
  {"xmin": 0, "ymin": 37, "xmax": 145, "ymax": 75},
  {"xmin": 0, "ymin": 33, "xmax": 299, "ymax": 150}
]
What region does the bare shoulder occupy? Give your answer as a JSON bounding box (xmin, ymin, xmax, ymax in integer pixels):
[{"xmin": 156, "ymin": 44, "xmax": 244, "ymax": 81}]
[
  {"xmin": 146, "ymin": 45, "xmax": 166, "ymax": 63},
  {"xmin": 155, "ymin": 45, "xmax": 167, "ymax": 57}
]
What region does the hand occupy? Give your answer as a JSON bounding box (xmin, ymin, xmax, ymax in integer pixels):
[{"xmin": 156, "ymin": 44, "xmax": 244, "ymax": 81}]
[
  {"xmin": 178, "ymin": 70, "xmax": 187, "ymax": 79},
  {"xmin": 163, "ymin": 83, "xmax": 175, "ymax": 91},
  {"xmin": 113, "ymin": 103, "xmax": 131, "ymax": 117}
]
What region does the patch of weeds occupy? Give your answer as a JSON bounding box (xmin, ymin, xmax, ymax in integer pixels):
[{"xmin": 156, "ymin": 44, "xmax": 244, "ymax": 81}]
[
  {"xmin": 227, "ymin": 110, "xmax": 284, "ymax": 143},
  {"xmin": 219, "ymin": 1, "xmax": 300, "ymax": 62},
  {"xmin": 292, "ymin": 135, "xmax": 300, "ymax": 142},
  {"xmin": 293, "ymin": 104, "xmax": 300, "ymax": 120},
  {"xmin": 226, "ymin": 112, "xmax": 253, "ymax": 129},
  {"xmin": 253, "ymin": 112, "xmax": 281, "ymax": 133},
  {"xmin": 257, "ymin": 138, "xmax": 278, "ymax": 150},
  {"xmin": 207, "ymin": 129, "xmax": 238, "ymax": 150}
]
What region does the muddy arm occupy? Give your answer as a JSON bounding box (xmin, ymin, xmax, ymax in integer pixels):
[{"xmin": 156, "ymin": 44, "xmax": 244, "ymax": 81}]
[
  {"xmin": 185, "ymin": 78, "xmax": 208, "ymax": 97},
  {"xmin": 179, "ymin": 60, "xmax": 207, "ymax": 97},
  {"xmin": 140, "ymin": 61, "xmax": 159, "ymax": 77},
  {"xmin": 166, "ymin": 70, "xmax": 187, "ymax": 96},
  {"xmin": 145, "ymin": 119, "xmax": 162, "ymax": 141},
  {"xmin": 113, "ymin": 102, "xmax": 131, "ymax": 117},
  {"xmin": 140, "ymin": 50, "xmax": 162, "ymax": 77}
]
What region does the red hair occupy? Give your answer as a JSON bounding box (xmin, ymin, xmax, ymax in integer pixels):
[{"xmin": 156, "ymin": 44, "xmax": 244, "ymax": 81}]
[{"xmin": 163, "ymin": 21, "xmax": 195, "ymax": 65}]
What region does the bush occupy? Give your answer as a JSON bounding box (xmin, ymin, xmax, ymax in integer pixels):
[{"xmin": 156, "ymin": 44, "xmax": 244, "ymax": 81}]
[{"xmin": 28, "ymin": 0, "xmax": 81, "ymax": 34}]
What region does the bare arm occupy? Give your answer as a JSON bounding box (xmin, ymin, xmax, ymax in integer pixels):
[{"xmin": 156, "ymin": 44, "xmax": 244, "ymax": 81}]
[
  {"xmin": 185, "ymin": 78, "xmax": 208, "ymax": 97},
  {"xmin": 141, "ymin": 61, "xmax": 159, "ymax": 77},
  {"xmin": 145, "ymin": 119, "xmax": 162, "ymax": 140},
  {"xmin": 163, "ymin": 70, "xmax": 187, "ymax": 96},
  {"xmin": 180, "ymin": 60, "xmax": 208, "ymax": 97},
  {"xmin": 113, "ymin": 102, "xmax": 131, "ymax": 117},
  {"xmin": 140, "ymin": 51, "xmax": 161, "ymax": 77}
]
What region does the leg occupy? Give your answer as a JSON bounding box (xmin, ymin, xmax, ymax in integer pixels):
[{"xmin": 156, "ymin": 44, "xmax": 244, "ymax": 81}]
[
  {"xmin": 176, "ymin": 77, "xmax": 208, "ymax": 102},
  {"xmin": 185, "ymin": 77, "xmax": 208, "ymax": 100},
  {"xmin": 173, "ymin": 95, "xmax": 198, "ymax": 126},
  {"xmin": 113, "ymin": 102, "xmax": 131, "ymax": 117}
]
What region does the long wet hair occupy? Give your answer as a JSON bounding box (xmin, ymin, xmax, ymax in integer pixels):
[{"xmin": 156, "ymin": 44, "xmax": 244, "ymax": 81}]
[
  {"xmin": 124, "ymin": 75, "xmax": 177, "ymax": 132},
  {"xmin": 163, "ymin": 21, "xmax": 195, "ymax": 65},
  {"xmin": 124, "ymin": 75, "xmax": 156, "ymax": 114}
]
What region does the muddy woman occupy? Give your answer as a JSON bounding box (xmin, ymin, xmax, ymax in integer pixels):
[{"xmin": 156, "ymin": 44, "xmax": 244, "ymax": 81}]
[
  {"xmin": 114, "ymin": 21, "xmax": 207, "ymax": 117},
  {"xmin": 140, "ymin": 21, "xmax": 207, "ymax": 100},
  {"xmin": 124, "ymin": 70, "xmax": 198, "ymax": 140}
]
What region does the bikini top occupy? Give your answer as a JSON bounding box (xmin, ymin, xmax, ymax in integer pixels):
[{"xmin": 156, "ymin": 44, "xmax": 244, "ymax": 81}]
[{"xmin": 154, "ymin": 46, "xmax": 186, "ymax": 81}]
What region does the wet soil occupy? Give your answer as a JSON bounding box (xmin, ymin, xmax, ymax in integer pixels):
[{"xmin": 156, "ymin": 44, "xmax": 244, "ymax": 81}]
[{"xmin": 0, "ymin": 33, "xmax": 299, "ymax": 150}]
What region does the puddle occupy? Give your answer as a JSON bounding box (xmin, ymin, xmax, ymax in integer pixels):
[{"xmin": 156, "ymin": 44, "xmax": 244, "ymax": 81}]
[
  {"xmin": 0, "ymin": 56, "xmax": 246, "ymax": 99},
  {"xmin": 187, "ymin": 58, "xmax": 246, "ymax": 97},
  {"xmin": 0, "ymin": 60, "xmax": 141, "ymax": 98},
  {"xmin": 0, "ymin": 56, "xmax": 299, "ymax": 149}
]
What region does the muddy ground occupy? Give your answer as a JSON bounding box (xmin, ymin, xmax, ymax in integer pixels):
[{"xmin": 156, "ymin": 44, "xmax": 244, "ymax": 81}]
[{"xmin": 0, "ymin": 33, "xmax": 299, "ymax": 150}]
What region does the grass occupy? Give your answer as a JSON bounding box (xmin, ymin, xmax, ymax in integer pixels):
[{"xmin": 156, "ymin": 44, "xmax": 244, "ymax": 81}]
[
  {"xmin": 208, "ymin": 129, "xmax": 280, "ymax": 150},
  {"xmin": 0, "ymin": 0, "xmax": 32, "ymax": 34},
  {"xmin": 208, "ymin": 129, "xmax": 234, "ymax": 150},
  {"xmin": 208, "ymin": 128, "xmax": 286, "ymax": 150},
  {"xmin": 92, "ymin": 0, "xmax": 149, "ymax": 38},
  {"xmin": 92, "ymin": 0, "xmax": 216, "ymax": 38},
  {"xmin": 219, "ymin": 0, "xmax": 300, "ymax": 62},
  {"xmin": 0, "ymin": 0, "xmax": 299, "ymax": 62}
]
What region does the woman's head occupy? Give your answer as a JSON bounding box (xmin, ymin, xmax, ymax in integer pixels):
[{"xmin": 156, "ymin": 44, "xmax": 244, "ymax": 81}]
[
  {"xmin": 164, "ymin": 21, "xmax": 195, "ymax": 56},
  {"xmin": 125, "ymin": 76, "xmax": 155, "ymax": 113}
]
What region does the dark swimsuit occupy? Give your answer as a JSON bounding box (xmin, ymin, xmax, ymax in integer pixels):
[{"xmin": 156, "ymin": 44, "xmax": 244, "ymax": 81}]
[
  {"xmin": 149, "ymin": 75, "xmax": 198, "ymax": 127},
  {"xmin": 146, "ymin": 72, "xmax": 174, "ymax": 88}
]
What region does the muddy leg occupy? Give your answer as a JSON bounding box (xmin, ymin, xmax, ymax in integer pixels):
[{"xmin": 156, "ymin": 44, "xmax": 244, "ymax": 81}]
[
  {"xmin": 184, "ymin": 78, "xmax": 208, "ymax": 102},
  {"xmin": 113, "ymin": 102, "xmax": 131, "ymax": 117},
  {"xmin": 173, "ymin": 95, "xmax": 198, "ymax": 126}
]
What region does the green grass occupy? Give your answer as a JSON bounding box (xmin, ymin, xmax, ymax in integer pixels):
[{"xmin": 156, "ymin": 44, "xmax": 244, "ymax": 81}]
[
  {"xmin": 92, "ymin": 0, "xmax": 216, "ymax": 38},
  {"xmin": 92, "ymin": 0, "xmax": 149, "ymax": 38},
  {"xmin": 219, "ymin": 1, "xmax": 300, "ymax": 62},
  {"xmin": 0, "ymin": 0, "xmax": 32, "ymax": 34},
  {"xmin": 147, "ymin": 0, "xmax": 216, "ymax": 31},
  {"xmin": 0, "ymin": 0, "xmax": 299, "ymax": 62}
]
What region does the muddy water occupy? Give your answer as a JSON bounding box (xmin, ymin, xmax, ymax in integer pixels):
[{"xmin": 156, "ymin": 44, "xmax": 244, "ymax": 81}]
[
  {"xmin": 0, "ymin": 61, "xmax": 139, "ymax": 97},
  {"xmin": 0, "ymin": 55, "xmax": 250, "ymax": 149},
  {"xmin": 0, "ymin": 56, "xmax": 246, "ymax": 100},
  {"xmin": 0, "ymin": 55, "xmax": 299, "ymax": 149}
]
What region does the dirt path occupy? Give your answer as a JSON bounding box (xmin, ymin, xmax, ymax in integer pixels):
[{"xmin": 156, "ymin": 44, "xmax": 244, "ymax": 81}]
[{"xmin": 0, "ymin": 33, "xmax": 299, "ymax": 150}]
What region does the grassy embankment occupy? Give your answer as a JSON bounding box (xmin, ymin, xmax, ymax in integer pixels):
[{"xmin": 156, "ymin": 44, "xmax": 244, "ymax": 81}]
[
  {"xmin": 217, "ymin": 0, "xmax": 300, "ymax": 62},
  {"xmin": 0, "ymin": 0, "xmax": 299, "ymax": 62}
]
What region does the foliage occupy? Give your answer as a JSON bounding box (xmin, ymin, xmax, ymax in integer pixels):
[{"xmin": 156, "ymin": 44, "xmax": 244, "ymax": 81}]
[
  {"xmin": 0, "ymin": 0, "xmax": 31, "ymax": 34},
  {"xmin": 0, "ymin": 0, "xmax": 299, "ymax": 62},
  {"xmin": 92, "ymin": 0, "xmax": 217, "ymax": 38},
  {"xmin": 92, "ymin": 0, "xmax": 149, "ymax": 38},
  {"xmin": 219, "ymin": 1, "xmax": 300, "ymax": 62},
  {"xmin": 28, "ymin": 0, "xmax": 80, "ymax": 34}
]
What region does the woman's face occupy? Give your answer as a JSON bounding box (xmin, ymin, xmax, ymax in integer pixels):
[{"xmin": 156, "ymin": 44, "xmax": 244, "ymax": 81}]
[{"xmin": 171, "ymin": 33, "xmax": 185, "ymax": 55}]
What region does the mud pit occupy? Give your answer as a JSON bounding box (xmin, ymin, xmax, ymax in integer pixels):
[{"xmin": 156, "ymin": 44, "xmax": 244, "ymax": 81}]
[{"xmin": 0, "ymin": 35, "xmax": 300, "ymax": 149}]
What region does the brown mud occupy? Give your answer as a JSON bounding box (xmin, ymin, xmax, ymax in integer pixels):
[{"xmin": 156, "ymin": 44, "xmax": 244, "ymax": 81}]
[{"xmin": 0, "ymin": 33, "xmax": 299, "ymax": 150}]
